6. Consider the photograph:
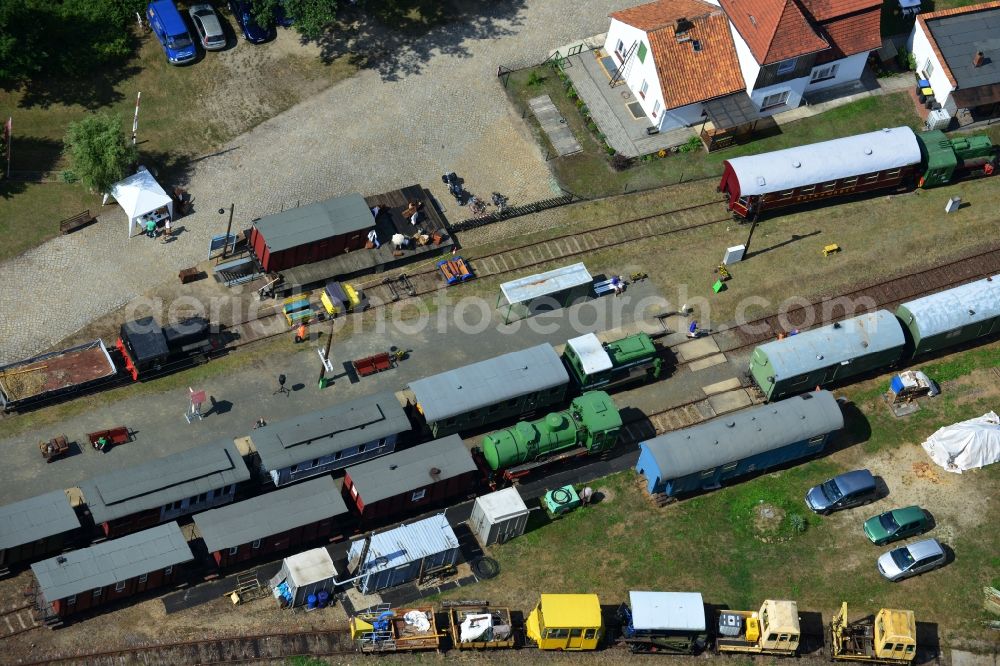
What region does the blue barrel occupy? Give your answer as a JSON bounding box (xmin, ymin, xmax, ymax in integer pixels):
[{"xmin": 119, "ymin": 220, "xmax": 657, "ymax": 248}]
[
  {"xmin": 317, "ymin": 590, "xmax": 330, "ymax": 608},
  {"xmin": 306, "ymin": 594, "xmax": 317, "ymax": 609}
]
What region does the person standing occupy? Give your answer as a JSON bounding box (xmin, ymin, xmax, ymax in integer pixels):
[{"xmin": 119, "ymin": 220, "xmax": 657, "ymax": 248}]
[
  {"xmin": 162, "ymin": 218, "xmax": 172, "ymax": 242},
  {"xmin": 146, "ymin": 218, "xmax": 156, "ymax": 238}
]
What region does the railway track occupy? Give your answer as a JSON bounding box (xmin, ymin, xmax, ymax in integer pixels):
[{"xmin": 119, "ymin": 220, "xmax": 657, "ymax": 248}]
[
  {"xmin": 718, "ymin": 243, "xmax": 1000, "ymax": 353},
  {"xmin": 27, "ymin": 628, "xmax": 356, "ymax": 666},
  {"xmin": 0, "ymin": 603, "xmax": 40, "ymax": 640}
]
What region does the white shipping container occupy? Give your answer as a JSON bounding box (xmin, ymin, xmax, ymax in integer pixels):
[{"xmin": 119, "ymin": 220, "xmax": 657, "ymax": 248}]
[{"xmin": 469, "ymin": 488, "xmax": 530, "ymax": 547}]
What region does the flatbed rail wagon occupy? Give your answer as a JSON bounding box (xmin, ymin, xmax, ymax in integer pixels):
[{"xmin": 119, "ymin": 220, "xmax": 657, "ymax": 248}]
[
  {"xmin": 447, "ymin": 602, "xmax": 515, "ymax": 649},
  {"xmin": 0, "ymin": 340, "xmax": 117, "ymax": 412},
  {"xmin": 350, "ymin": 605, "xmax": 443, "ymax": 653}
]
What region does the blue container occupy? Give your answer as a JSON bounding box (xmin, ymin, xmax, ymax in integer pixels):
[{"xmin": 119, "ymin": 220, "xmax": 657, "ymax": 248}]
[
  {"xmin": 306, "ymin": 594, "xmax": 318, "ymax": 610},
  {"xmin": 917, "ymin": 78, "xmax": 930, "ymax": 88},
  {"xmin": 317, "ymin": 590, "xmax": 330, "ymax": 608},
  {"xmin": 890, "ymin": 375, "xmax": 905, "ymax": 394}
]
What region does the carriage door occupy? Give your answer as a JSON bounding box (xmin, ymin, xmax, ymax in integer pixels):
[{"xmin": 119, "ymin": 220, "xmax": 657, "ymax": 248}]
[{"xmin": 568, "ymin": 628, "xmax": 584, "ymax": 650}]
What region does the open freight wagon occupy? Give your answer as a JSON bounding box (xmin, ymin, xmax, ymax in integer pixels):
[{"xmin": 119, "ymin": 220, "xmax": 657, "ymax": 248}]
[{"xmin": 0, "ymin": 340, "xmax": 117, "ymax": 411}]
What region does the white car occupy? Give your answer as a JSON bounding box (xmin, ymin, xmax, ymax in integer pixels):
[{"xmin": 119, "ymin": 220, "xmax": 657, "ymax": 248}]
[
  {"xmin": 877, "ymin": 538, "xmax": 946, "ymax": 582},
  {"xmin": 189, "ymin": 3, "xmax": 227, "ymax": 51}
]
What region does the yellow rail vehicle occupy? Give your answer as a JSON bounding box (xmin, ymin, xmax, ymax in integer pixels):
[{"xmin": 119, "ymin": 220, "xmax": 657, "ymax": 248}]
[
  {"xmin": 716, "ymin": 600, "xmax": 801, "ymax": 656},
  {"xmin": 526, "ymin": 594, "xmax": 604, "ymax": 651},
  {"xmin": 831, "ymin": 602, "xmax": 917, "ymax": 665}
]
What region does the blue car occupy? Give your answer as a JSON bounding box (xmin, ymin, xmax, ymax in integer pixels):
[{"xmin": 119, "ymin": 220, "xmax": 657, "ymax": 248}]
[
  {"xmin": 229, "ymin": 0, "xmax": 276, "ymax": 43},
  {"xmin": 148, "ymin": 0, "xmax": 197, "ymax": 65}
]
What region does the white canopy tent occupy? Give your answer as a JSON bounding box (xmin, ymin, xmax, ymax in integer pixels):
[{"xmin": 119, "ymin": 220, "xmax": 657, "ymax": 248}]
[
  {"xmin": 922, "ymin": 411, "xmax": 1000, "ymax": 473},
  {"xmin": 110, "ymin": 167, "xmax": 173, "ymax": 238}
]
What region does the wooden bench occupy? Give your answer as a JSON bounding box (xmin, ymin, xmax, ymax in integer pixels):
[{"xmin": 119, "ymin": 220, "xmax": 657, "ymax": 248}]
[
  {"xmin": 353, "ymin": 352, "xmax": 392, "ymax": 377},
  {"xmin": 87, "ymin": 426, "xmax": 130, "ymax": 452},
  {"xmin": 823, "ymin": 243, "xmax": 841, "ymax": 257},
  {"xmin": 59, "ymin": 210, "xmax": 95, "ymax": 235},
  {"xmin": 438, "ymin": 257, "xmax": 473, "ymax": 285}
]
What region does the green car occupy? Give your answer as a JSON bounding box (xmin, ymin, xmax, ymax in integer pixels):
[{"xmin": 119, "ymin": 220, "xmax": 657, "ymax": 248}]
[{"xmin": 863, "ymin": 506, "xmax": 930, "ymax": 545}]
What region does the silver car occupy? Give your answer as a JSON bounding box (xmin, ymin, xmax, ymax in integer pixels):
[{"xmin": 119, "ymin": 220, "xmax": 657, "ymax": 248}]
[
  {"xmin": 877, "ymin": 538, "xmax": 946, "ymax": 581},
  {"xmin": 189, "ymin": 3, "xmax": 226, "ymax": 51}
]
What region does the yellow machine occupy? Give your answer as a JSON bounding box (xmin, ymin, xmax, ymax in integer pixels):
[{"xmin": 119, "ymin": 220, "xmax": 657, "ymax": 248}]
[
  {"xmin": 321, "ymin": 281, "xmax": 365, "ymax": 317},
  {"xmin": 831, "ymin": 602, "xmax": 917, "ymax": 664},
  {"xmin": 716, "ymin": 600, "xmax": 800, "ymax": 655},
  {"xmin": 526, "ymin": 594, "xmax": 603, "ymax": 651}
]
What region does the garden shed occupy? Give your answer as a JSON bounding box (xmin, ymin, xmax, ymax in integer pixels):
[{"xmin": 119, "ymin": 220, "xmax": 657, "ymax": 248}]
[
  {"xmin": 269, "ymin": 547, "xmax": 338, "ymax": 608},
  {"xmin": 496, "ymin": 263, "xmax": 593, "ymax": 324},
  {"xmin": 347, "ymin": 514, "xmax": 460, "ymax": 594},
  {"xmin": 469, "ymin": 487, "xmax": 530, "ymax": 547}
]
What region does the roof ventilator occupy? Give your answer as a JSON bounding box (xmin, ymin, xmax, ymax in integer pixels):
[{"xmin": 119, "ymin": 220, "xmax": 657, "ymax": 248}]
[{"xmin": 792, "ymin": 160, "xmax": 801, "ymax": 168}]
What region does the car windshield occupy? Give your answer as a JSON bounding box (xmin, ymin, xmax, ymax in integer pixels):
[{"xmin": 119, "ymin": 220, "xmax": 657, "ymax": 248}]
[
  {"xmin": 891, "ymin": 548, "xmax": 915, "ymax": 570},
  {"xmin": 879, "ymin": 513, "xmax": 900, "ymax": 532},
  {"xmin": 821, "ymin": 479, "xmax": 843, "ymax": 502},
  {"xmin": 168, "ymin": 35, "xmax": 193, "ymax": 48}
]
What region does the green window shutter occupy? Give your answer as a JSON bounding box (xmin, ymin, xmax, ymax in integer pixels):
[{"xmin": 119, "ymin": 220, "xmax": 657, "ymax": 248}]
[{"xmin": 637, "ymin": 41, "xmax": 648, "ymax": 63}]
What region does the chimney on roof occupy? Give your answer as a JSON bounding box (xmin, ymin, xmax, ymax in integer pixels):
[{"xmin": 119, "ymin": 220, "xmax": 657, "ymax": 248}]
[
  {"xmin": 973, "ymin": 51, "xmax": 985, "ymax": 67},
  {"xmin": 675, "ymin": 17, "xmax": 694, "ymax": 36},
  {"xmin": 429, "ymin": 467, "xmax": 441, "ymax": 481}
]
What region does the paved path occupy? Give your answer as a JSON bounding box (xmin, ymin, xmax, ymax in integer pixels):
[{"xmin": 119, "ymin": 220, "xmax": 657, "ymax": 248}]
[
  {"xmin": 529, "ymin": 95, "xmax": 583, "ymax": 156},
  {"xmin": 0, "ymin": 1, "xmax": 637, "ymax": 366}
]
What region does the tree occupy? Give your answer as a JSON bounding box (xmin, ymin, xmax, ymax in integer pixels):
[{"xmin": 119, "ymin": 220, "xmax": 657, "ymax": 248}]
[
  {"xmin": 251, "ymin": 0, "xmax": 338, "ymax": 40},
  {"xmin": 63, "ymin": 113, "xmax": 137, "ymax": 193}
]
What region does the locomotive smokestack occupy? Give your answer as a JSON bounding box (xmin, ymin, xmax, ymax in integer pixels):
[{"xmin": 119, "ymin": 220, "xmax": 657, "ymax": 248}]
[{"xmin": 973, "ymin": 51, "xmax": 985, "ymax": 67}]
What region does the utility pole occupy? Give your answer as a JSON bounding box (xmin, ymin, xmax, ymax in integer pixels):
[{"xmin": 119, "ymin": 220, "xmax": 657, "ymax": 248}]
[
  {"xmin": 743, "ymin": 215, "xmax": 760, "ymax": 257},
  {"xmin": 132, "ymin": 92, "xmax": 141, "ymax": 145},
  {"xmin": 219, "ymin": 204, "xmax": 234, "ymax": 258}
]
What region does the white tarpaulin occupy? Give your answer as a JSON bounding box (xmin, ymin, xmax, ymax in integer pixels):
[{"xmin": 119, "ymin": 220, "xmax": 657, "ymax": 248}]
[
  {"xmin": 922, "ymin": 411, "xmax": 1000, "ymax": 473},
  {"xmin": 110, "ymin": 166, "xmax": 173, "ymax": 238}
]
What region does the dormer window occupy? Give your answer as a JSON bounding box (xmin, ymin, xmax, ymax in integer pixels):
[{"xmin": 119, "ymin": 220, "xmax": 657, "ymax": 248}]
[{"xmin": 776, "ymin": 58, "xmax": 796, "ymax": 75}]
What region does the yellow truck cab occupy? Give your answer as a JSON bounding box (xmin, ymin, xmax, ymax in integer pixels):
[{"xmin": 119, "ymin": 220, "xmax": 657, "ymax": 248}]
[
  {"xmin": 717, "ymin": 599, "xmax": 800, "ymax": 655},
  {"xmin": 526, "ymin": 594, "xmax": 603, "ymax": 650},
  {"xmin": 831, "ymin": 603, "xmax": 917, "ymax": 664}
]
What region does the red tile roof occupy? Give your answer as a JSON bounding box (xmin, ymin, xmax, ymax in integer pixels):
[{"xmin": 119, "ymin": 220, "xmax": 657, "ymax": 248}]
[
  {"xmin": 798, "ymin": 0, "xmax": 880, "ymax": 21},
  {"xmin": 720, "ymin": 0, "xmax": 828, "ymax": 64},
  {"xmin": 647, "ymin": 9, "xmax": 748, "ymax": 108},
  {"xmin": 609, "ymin": 0, "xmax": 720, "ymax": 30},
  {"xmin": 916, "ymin": 0, "xmax": 1000, "ymax": 87},
  {"xmin": 818, "ymin": 6, "xmax": 882, "ymax": 59}
]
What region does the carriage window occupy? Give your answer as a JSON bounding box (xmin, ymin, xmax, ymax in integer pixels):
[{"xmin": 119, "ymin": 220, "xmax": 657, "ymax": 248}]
[
  {"xmin": 164, "ymin": 566, "xmax": 173, "ymax": 575},
  {"xmin": 93, "ymin": 588, "xmax": 103, "ymax": 598},
  {"xmin": 808, "ymin": 435, "xmax": 825, "ymax": 444},
  {"xmin": 411, "ymin": 489, "xmax": 426, "ymax": 502},
  {"xmin": 885, "ymin": 169, "xmax": 901, "ymax": 177},
  {"xmin": 570, "ymin": 629, "xmax": 582, "ymax": 637},
  {"xmin": 799, "ymin": 185, "xmax": 815, "ymax": 194},
  {"xmin": 139, "ymin": 573, "xmax": 148, "ymax": 583},
  {"xmin": 863, "ymin": 173, "xmax": 879, "ymax": 182},
  {"xmin": 722, "ymin": 462, "xmax": 738, "ymax": 473},
  {"xmin": 700, "ymin": 469, "xmax": 715, "ymax": 478},
  {"xmin": 115, "ymin": 581, "xmax": 126, "ymax": 592},
  {"xmin": 67, "ymin": 595, "xmax": 77, "ymax": 605},
  {"xmin": 229, "ymin": 546, "xmax": 239, "ymax": 555},
  {"xmin": 842, "ymin": 177, "xmax": 858, "ymax": 186},
  {"xmin": 822, "ymin": 181, "xmax": 837, "ymax": 190},
  {"xmin": 585, "ymin": 628, "xmax": 596, "ymax": 639},
  {"xmin": 252, "ymin": 539, "xmax": 262, "ymax": 550},
  {"xmin": 779, "ymin": 190, "xmax": 794, "ymax": 199}
]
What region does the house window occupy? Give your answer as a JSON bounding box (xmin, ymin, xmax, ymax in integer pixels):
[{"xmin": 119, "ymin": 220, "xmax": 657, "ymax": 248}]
[
  {"xmin": 66, "ymin": 595, "xmax": 77, "ymax": 605},
  {"xmin": 923, "ymin": 59, "xmax": 934, "ymax": 79},
  {"xmin": 637, "ymin": 41, "xmax": 647, "ymax": 63},
  {"xmin": 412, "ymin": 489, "xmax": 427, "ymax": 502},
  {"xmin": 229, "ymin": 546, "xmax": 239, "ymax": 555},
  {"xmin": 776, "ymin": 58, "xmax": 796, "ymax": 75},
  {"xmin": 615, "ymin": 39, "xmax": 625, "ymax": 57},
  {"xmin": 811, "ymin": 63, "xmax": 839, "ymax": 83},
  {"xmin": 252, "ymin": 539, "xmax": 262, "ymax": 550},
  {"xmin": 761, "ymin": 90, "xmax": 790, "ymax": 109},
  {"xmin": 115, "ymin": 581, "xmax": 126, "ymax": 593},
  {"xmin": 652, "ymin": 100, "xmax": 661, "ymax": 118},
  {"xmin": 93, "ymin": 588, "xmax": 103, "ymax": 598},
  {"xmin": 639, "ymin": 79, "xmax": 649, "ymax": 99},
  {"xmin": 138, "ymin": 573, "xmax": 148, "ymax": 583}
]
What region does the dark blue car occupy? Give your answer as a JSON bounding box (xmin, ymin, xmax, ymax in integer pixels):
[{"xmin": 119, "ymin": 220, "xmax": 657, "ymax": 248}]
[{"xmin": 228, "ymin": 0, "xmax": 276, "ymax": 43}]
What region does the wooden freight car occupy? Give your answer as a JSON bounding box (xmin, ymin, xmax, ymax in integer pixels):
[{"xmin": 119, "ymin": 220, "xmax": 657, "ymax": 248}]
[{"xmin": 0, "ymin": 490, "xmax": 82, "ymax": 577}]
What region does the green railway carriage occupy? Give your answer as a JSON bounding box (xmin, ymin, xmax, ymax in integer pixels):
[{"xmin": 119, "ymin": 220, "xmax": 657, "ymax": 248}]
[
  {"xmin": 749, "ymin": 310, "xmax": 906, "ymax": 401},
  {"xmin": 562, "ymin": 332, "xmax": 662, "ymax": 390},
  {"xmin": 480, "ymin": 391, "xmax": 621, "ymax": 476},
  {"xmin": 895, "ymin": 274, "xmax": 1000, "ymax": 356}
]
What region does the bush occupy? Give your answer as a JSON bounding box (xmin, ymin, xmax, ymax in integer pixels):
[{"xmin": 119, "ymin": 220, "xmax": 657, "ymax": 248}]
[
  {"xmin": 60, "ymin": 170, "xmax": 78, "ymax": 184},
  {"xmin": 527, "ymin": 70, "xmax": 545, "ymax": 87},
  {"xmin": 566, "ymin": 86, "xmax": 578, "ymax": 100},
  {"xmin": 604, "ymin": 143, "xmax": 616, "ymax": 156},
  {"xmin": 788, "ymin": 514, "xmax": 807, "ymax": 533},
  {"xmin": 610, "ymin": 153, "xmax": 633, "ymax": 171},
  {"xmin": 678, "ymin": 135, "xmax": 703, "ymax": 153}
]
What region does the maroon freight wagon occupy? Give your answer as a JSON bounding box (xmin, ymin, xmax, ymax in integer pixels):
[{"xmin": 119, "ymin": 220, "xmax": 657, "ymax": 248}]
[
  {"xmin": 249, "ymin": 193, "xmax": 376, "ymax": 272},
  {"xmin": 193, "ymin": 476, "xmax": 349, "ymax": 569},
  {"xmin": 32, "ymin": 522, "xmax": 193, "ymax": 622},
  {"xmin": 343, "ymin": 434, "xmax": 479, "ymax": 522}
]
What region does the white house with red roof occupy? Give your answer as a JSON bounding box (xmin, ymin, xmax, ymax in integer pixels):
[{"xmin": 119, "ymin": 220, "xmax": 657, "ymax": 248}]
[{"xmin": 604, "ymin": 0, "xmax": 882, "ymax": 128}]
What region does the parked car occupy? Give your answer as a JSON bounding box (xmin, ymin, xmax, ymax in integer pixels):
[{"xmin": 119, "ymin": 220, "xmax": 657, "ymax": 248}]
[
  {"xmin": 189, "ymin": 3, "xmax": 227, "ymax": 50},
  {"xmin": 147, "ymin": 0, "xmax": 197, "ymax": 65},
  {"xmin": 863, "ymin": 506, "xmax": 930, "ymax": 545},
  {"xmin": 877, "ymin": 538, "xmax": 947, "ymax": 581},
  {"xmin": 229, "ymin": 0, "xmax": 276, "ymax": 43},
  {"xmin": 805, "ymin": 469, "xmax": 877, "ymax": 515}
]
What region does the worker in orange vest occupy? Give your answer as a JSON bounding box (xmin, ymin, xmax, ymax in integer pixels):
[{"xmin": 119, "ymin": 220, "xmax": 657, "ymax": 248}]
[{"xmin": 295, "ymin": 322, "xmax": 308, "ymax": 343}]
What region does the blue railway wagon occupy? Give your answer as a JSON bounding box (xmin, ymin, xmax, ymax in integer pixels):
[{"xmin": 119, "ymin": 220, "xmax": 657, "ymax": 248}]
[
  {"xmin": 635, "ymin": 391, "xmax": 844, "ymax": 498},
  {"xmin": 749, "ymin": 310, "xmax": 906, "ymax": 401},
  {"xmin": 895, "ymin": 274, "xmax": 1000, "ymax": 356}
]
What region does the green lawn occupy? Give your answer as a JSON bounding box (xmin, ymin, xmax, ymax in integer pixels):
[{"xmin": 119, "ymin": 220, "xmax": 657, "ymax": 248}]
[
  {"xmin": 505, "ymin": 66, "xmax": 924, "ymax": 198},
  {"xmin": 440, "ymin": 342, "xmax": 1000, "ymax": 647},
  {"xmin": 0, "ymin": 25, "xmax": 356, "ymax": 262}
]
